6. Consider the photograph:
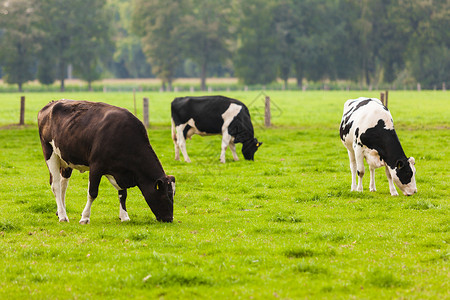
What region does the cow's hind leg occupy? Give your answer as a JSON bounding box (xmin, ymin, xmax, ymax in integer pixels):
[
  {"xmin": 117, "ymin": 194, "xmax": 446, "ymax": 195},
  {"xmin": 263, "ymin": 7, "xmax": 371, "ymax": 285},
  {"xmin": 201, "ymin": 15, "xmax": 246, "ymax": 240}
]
[
  {"xmin": 80, "ymin": 171, "xmax": 101, "ymax": 224},
  {"xmin": 346, "ymin": 148, "xmax": 357, "ymax": 191},
  {"xmin": 354, "ymin": 146, "xmax": 365, "ymax": 192},
  {"xmin": 60, "ymin": 167, "xmax": 73, "ymax": 213},
  {"xmin": 46, "ymin": 152, "xmax": 69, "ymax": 222},
  {"xmin": 176, "ymin": 125, "xmax": 191, "ymax": 163}
]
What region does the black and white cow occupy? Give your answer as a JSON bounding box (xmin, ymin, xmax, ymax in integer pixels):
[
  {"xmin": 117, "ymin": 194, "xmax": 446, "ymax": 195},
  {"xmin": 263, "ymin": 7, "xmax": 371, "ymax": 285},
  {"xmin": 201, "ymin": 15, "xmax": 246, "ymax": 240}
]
[
  {"xmin": 171, "ymin": 95, "xmax": 262, "ymax": 163},
  {"xmin": 38, "ymin": 100, "xmax": 175, "ymax": 224},
  {"xmin": 340, "ymin": 97, "xmax": 417, "ymax": 196}
]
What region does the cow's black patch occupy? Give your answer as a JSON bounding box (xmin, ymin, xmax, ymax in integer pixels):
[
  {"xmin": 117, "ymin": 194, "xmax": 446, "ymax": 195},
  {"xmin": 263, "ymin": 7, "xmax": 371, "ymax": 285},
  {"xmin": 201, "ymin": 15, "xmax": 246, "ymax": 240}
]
[
  {"xmin": 395, "ymin": 158, "xmax": 413, "ymax": 184},
  {"xmin": 355, "ymin": 127, "xmax": 359, "ymax": 138},
  {"xmin": 340, "ymin": 121, "xmax": 353, "ymax": 141},
  {"xmin": 183, "ymin": 124, "xmax": 192, "ymax": 139},
  {"xmin": 359, "ymin": 119, "xmax": 406, "ymax": 169},
  {"xmin": 353, "ymin": 99, "xmax": 372, "ymax": 112}
]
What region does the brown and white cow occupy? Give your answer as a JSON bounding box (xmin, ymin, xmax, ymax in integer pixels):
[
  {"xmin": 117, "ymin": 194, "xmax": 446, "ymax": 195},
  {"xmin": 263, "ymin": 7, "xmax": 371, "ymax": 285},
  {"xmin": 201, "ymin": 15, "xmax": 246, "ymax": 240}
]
[
  {"xmin": 38, "ymin": 100, "xmax": 175, "ymax": 224},
  {"xmin": 340, "ymin": 97, "xmax": 417, "ymax": 196}
]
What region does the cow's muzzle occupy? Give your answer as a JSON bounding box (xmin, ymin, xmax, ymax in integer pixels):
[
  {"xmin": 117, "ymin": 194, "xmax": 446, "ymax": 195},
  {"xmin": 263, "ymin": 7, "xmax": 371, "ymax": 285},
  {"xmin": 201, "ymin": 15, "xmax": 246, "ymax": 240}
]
[{"xmin": 157, "ymin": 216, "xmax": 173, "ymax": 223}]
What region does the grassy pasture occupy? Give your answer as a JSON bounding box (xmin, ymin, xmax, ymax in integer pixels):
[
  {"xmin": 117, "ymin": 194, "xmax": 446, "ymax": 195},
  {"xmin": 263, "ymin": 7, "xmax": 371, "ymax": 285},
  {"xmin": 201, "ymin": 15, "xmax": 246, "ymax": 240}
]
[{"xmin": 0, "ymin": 91, "xmax": 449, "ymax": 299}]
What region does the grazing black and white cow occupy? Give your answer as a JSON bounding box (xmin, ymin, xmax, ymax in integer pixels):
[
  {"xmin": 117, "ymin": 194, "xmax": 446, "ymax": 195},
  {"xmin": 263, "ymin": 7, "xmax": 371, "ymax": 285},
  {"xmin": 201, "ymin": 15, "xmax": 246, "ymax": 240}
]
[
  {"xmin": 340, "ymin": 97, "xmax": 417, "ymax": 196},
  {"xmin": 38, "ymin": 100, "xmax": 175, "ymax": 224},
  {"xmin": 171, "ymin": 95, "xmax": 262, "ymax": 163}
]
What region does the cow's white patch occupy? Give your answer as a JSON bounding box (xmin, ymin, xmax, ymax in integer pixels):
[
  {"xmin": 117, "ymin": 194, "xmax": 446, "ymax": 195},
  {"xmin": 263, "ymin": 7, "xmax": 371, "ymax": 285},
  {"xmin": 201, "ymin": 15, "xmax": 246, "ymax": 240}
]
[
  {"xmin": 222, "ymin": 104, "xmax": 242, "ymax": 130},
  {"xmin": 50, "ymin": 139, "xmax": 89, "ymax": 173},
  {"xmin": 106, "ymin": 175, "xmax": 122, "ymax": 190}
]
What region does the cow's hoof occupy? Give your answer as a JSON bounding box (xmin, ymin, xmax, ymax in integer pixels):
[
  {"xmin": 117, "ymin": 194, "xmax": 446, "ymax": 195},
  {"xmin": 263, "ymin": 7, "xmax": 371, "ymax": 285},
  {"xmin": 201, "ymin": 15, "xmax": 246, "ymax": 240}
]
[
  {"xmin": 79, "ymin": 219, "xmax": 90, "ymax": 225},
  {"xmin": 120, "ymin": 217, "xmax": 131, "ymax": 222},
  {"xmin": 185, "ymin": 159, "xmax": 191, "ymax": 163},
  {"xmin": 390, "ymin": 192, "xmax": 399, "ymax": 196},
  {"xmin": 59, "ymin": 217, "xmax": 69, "ymax": 222}
]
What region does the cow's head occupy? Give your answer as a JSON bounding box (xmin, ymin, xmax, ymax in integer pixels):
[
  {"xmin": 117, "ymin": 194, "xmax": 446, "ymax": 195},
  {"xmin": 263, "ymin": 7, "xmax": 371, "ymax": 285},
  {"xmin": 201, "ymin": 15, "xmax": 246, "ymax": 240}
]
[
  {"xmin": 390, "ymin": 157, "xmax": 417, "ymax": 196},
  {"xmin": 242, "ymin": 138, "xmax": 262, "ymax": 161},
  {"xmin": 147, "ymin": 175, "xmax": 175, "ymax": 222}
]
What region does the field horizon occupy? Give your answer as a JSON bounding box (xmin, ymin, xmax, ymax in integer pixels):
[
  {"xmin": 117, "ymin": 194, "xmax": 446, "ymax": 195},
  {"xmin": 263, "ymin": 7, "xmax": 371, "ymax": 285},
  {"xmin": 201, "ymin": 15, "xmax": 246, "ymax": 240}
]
[{"xmin": 0, "ymin": 91, "xmax": 448, "ymax": 299}]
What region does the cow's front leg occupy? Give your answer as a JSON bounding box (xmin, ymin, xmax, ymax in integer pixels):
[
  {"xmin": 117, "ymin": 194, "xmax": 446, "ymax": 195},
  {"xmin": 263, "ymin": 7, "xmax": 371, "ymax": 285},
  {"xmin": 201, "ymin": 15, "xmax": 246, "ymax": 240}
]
[
  {"xmin": 47, "ymin": 152, "xmax": 69, "ymax": 222},
  {"xmin": 220, "ymin": 132, "xmax": 232, "ymax": 163},
  {"xmin": 229, "ymin": 141, "xmax": 239, "ymax": 161},
  {"xmin": 118, "ymin": 189, "xmax": 130, "ymax": 222},
  {"xmin": 354, "ymin": 146, "xmax": 365, "ymax": 192},
  {"xmin": 385, "ymin": 166, "xmax": 399, "ymax": 196},
  {"xmin": 80, "ymin": 172, "xmax": 101, "ymax": 224}
]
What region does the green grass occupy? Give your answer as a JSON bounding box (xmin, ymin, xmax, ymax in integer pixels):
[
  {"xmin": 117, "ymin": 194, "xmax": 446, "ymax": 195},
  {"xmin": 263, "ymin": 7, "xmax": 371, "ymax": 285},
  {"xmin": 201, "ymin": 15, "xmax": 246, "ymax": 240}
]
[{"xmin": 0, "ymin": 91, "xmax": 449, "ymax": 299}]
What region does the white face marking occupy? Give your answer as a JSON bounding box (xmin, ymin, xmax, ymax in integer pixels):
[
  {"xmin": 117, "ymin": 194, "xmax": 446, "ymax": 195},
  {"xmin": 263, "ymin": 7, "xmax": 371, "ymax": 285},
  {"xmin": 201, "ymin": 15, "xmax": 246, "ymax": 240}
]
[{"xmin": 171, "ymin": 181, "xmax": 176, "ymax": 197}]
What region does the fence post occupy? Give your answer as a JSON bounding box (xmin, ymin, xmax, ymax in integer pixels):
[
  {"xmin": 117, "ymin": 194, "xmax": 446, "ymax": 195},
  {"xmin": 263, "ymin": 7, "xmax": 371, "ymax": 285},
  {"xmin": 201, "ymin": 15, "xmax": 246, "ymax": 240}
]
[
  {"xmin": 443, "ymin": 82, "xmax": 446, "ymax": 91},
  {"xmin": 143, "ymin": 97, "xmax": 149, "ymax": 129},
  {"xmin": 384, "ymin": 90, "xmax": 389, "ymax": 108},
  {"xmin": 265, "ymin": 96, "xmax": 271, "ymax": 127},
  {"xmin": 380, "ymin": 92, "xmax": 385, "ymax": 107},
  {"xmin": 417, "ymin": 83, "xmax": 421, "ymax": 92},
  {"xmin": 19, "ymin": 96, "xmax": 25, "ymax": 125}
]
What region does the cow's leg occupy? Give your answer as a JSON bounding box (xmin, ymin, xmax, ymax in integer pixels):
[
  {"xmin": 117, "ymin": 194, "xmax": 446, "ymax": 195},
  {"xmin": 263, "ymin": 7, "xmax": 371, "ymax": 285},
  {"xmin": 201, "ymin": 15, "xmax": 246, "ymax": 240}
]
[
  {"xmin": 175, "ymin": 125, "xmax": 191, "ymax": 163},
  {"xmin": 80, "ymin": 171, "xmax": 101, "ymax": 224},
  {"xmin": 385, "ymin": 167, "xmax": 399, "ymax": 196},
  {"xmin": 354, "ymin": 146, "xmax": 365, "ymax": 192},
  {"xmin": 347, "ymin": 148, "xmax": 357, "ymax": 191},
  {"xmin": 369, "ymin": 166, "xmax": 376, "ymax": 192},
  {"xmin": 46, "ymin": 152, "xmax": 69, "ymax": 222},
  {"xmin": 60, "ymin": 167, "xmax": 73, "ymax": 212},
  {"xmin": 220, "ymin": 132, "xmax": 232, "ymax": 163},
  {"xmin": 229, "ymin": 141, "xmax": 239, "ymax": 161},
  {"xmin": 118, "ymin": 189, "xmax": 130, "ymax": 222},
  {"xmin": 171, "ymin": 119, "xmax": 181, "ymax": 161},
  {"xmin": 105, "ymin": 175, "xmax": 130, "ymax": 222}
]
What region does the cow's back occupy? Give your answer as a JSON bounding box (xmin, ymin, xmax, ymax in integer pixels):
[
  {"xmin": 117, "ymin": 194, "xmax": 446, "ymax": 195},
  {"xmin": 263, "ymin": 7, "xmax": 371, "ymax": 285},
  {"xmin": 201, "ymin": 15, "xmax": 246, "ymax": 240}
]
[
  {"xmin": 171, "ymin": 96, "xmax": 248, "ymax": 134},
  {"xmin": 340, "ymin": 98, "xmax": 393, "ymax": 147},
  {"xmin": 38, "ymin": 100, "xmax": 149, "ymax": 167}
]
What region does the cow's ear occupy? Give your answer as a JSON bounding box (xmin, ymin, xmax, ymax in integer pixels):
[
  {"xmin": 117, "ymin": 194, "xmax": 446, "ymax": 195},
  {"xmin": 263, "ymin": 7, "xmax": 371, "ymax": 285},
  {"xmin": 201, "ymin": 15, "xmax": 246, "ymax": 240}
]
[
  {"xmin": 256, "ymin": 142, "xmax": 262, "ymax": 147},
  {"xmin": 396, "ymin": 159, "xmax": 405, "ymax": 169}
]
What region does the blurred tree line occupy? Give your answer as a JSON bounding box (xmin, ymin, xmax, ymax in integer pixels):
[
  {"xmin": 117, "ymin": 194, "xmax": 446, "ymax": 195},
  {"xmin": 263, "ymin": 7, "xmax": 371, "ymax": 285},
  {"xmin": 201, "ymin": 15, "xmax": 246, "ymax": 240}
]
[{"xmin": 0, "ymin": 0, "xmax": 449, "ymax": 91}]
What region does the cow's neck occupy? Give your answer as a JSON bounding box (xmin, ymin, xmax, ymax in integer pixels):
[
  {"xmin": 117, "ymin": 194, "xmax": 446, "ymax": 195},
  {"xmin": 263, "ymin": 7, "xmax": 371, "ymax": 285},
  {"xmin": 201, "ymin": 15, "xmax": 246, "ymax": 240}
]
[
  {"xmin": 372, "ymin": 129, "xmax": 407, "ymax": 169},
  {"xmin": 361, "ymin": 120, "xmax": 407, "ymax": 169}
]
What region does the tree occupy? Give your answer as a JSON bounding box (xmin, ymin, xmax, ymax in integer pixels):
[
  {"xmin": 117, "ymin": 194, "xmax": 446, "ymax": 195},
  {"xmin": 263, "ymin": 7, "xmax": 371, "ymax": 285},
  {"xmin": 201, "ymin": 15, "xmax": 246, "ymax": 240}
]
[
  {"xmin": 132, "ymin": 0, "xmax": 186, "ymax": 90},
  {"xmin": 108, "ymin": 0, "xmax": 152, "ymax": 78},
  {"xmin": 0, "ymin": 0, "xmax": 38, "ymax": 92},
  {"xmin": 178, "ymin": 0, "xmax": 232, "ymax": 91},
  {"xmin": 71, "ymin": 0, "xmax": 113, "ymax": 90},
  {"xmin": 234, "ymin": 0, "xmax": 278, "ymax": 85},
  {"xmin": 36, "ymin": 0, "xmax": 112, "ymax": 91}
]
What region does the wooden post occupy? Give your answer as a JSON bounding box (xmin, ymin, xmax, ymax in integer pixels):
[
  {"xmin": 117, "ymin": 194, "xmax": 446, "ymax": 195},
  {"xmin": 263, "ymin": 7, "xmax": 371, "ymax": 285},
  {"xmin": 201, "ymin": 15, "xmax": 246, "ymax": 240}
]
[
  {"xmin": 443, "ymin": 82, "xmax": 446, "ymax": 91},
  {"xmin": 264, "ymin": 96, "xmax": 271, "ymax": 127},
  {"xmin": 380, "ymin": 92, "xmax": 385, "ymax": 107},
  {"xmin": 19, "ymin": 96, "xmax": 25, "ymax": 125},
  {"xmin": 417, "ymin": 83, "xmax": 421, "ymax": 91},
  {"xmin": 143, "ymin": 97, "xmax": 149, "ymax": 129},
  {"xmin": 384, "ymin": 90, "xmax": 388, "ymax": 108}
]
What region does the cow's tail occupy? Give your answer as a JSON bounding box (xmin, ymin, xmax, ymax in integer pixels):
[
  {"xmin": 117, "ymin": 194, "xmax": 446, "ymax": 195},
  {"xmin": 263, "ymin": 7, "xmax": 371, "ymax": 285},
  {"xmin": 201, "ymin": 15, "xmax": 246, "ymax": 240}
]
[{"xmin": 171, "ymin": 118, "xmax": 177, "ymax": 143}]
